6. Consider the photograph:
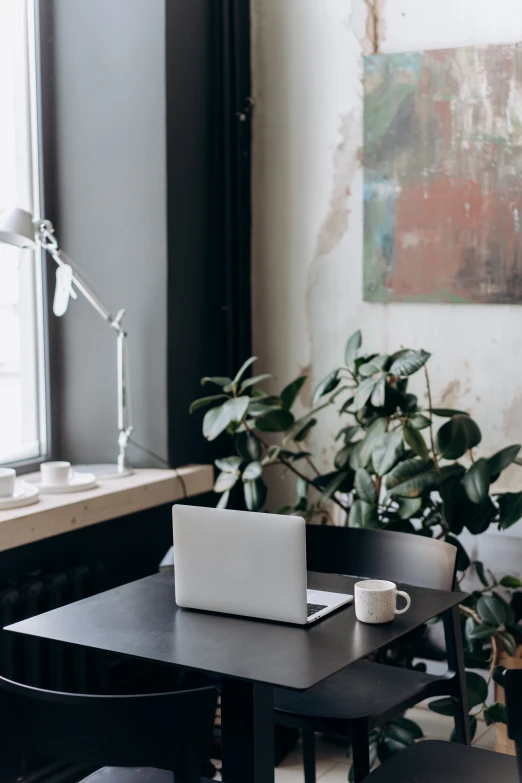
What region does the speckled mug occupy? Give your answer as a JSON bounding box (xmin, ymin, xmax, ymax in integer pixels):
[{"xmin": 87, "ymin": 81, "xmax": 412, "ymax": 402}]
[{"xmin": 354, "ymin": 579, "xmax": 411, "ymax": 624}]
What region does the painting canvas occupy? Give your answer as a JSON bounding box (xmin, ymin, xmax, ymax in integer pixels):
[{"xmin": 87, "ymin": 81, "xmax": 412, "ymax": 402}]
[{"xmin": 364, "ymin": 43, "xmax": 522, "ymax": 303}]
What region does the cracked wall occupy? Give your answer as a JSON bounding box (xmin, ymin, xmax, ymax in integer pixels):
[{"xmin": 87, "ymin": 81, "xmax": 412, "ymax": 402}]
[{"xmin": 251, "ymin": 0, "xmax": 522, "ymax": 551}]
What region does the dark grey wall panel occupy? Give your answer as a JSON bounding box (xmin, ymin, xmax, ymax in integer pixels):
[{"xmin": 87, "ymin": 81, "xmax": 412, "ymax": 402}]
[{"xmin": 50, "ymin": 0, "xmax": 168, "ymax": 466}]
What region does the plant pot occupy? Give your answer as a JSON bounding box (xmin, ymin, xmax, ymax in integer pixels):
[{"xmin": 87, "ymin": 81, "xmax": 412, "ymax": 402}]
[{"xmin": 494, "ymin": 643, "xmax": 522, "ymax": 755}]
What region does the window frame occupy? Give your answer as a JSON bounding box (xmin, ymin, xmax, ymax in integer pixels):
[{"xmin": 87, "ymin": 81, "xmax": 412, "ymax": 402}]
[{"xmin": 1, "ymin": 0, "xmax": 52, "ymax": 473}]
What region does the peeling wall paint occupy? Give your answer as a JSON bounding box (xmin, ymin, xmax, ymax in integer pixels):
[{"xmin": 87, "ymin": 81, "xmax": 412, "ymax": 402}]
[{"xmin": 251, "ymin": 0, "xmax": 522, "ymax": 533}]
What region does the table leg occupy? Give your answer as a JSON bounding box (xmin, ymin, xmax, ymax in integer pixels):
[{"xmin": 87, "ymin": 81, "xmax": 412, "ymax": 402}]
[
  {"xmin": 443, "ymin": 605, "xmax": 471, "ymax": 744},
  {"xmin": 221, "ymin": 678, "xmax": 275, "ymax": 783}
]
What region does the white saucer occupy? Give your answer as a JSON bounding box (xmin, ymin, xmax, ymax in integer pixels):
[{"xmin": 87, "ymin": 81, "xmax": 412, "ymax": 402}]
[
  {"xmin": 0, "ymin": 481, "xmax": 40, "ymax": 510},
  {"xmin": 26, "ymin": 471, "xmax": 98, "ymax": 494}
]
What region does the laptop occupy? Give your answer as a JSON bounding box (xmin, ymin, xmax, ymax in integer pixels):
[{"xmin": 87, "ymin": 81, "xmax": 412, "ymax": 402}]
[{"xmin": 172, "ymin": 504, "xmax": 353, "ymax": 625}]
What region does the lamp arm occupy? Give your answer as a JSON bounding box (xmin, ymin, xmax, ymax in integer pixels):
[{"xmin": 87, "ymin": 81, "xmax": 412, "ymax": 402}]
[{"xmin": 36, "ymin": 219, "xmax": 133, "ymax": 471}]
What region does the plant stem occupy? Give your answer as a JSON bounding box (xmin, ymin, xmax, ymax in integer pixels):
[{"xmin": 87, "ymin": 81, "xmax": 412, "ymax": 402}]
[
  {"xmin": 424, "ymin": 365, "xmax": 440, "ymax": 473},
  {"xmin": 242, "ymin": 418, "xmax": 351, "ymax": 514}
]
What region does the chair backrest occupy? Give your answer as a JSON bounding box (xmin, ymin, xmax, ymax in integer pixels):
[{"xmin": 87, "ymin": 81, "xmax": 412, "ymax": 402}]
[
  {"xmin": 306, "ymin": 525, "xmax": 457, "ymax": 590},
  {"xmin": 506, "ymin": 669, "xmax": 522, "ymax": 782},
  {"xmin": 0, "ymin": 675, "xmax": 217, "ymax": 780}
]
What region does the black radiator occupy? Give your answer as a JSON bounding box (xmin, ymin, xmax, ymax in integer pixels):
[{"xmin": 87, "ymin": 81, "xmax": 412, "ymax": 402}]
[{"xmin": 0, "ymin": 562, "xmax": 106, "ymax": 692}]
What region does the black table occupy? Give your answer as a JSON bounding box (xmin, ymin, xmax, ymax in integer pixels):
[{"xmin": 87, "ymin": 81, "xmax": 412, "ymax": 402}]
[{"xmin": 6, "ymin": 571, "xmax": 466, "ymax": 783}]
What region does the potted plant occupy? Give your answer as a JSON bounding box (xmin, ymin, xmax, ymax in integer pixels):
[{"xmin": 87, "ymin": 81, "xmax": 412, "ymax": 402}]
[{"xmin": 190, "ymin": 331, "xmax": 522, "ymax": 770}]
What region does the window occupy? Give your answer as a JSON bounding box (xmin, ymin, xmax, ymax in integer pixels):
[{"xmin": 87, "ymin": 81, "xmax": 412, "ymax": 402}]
[{"xmin": 0, "ymin": 0, "xmax": 46, "ymax": 464}]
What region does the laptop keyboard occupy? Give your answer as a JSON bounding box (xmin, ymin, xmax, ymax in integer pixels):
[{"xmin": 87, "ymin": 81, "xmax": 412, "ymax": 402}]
[{"xmin": 307, "ymin": 603, "xmax": 328, "ymax": 617}]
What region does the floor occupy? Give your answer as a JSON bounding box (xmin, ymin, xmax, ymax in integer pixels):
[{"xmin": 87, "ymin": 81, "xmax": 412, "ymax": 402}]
[
  {"xmin": 273, "ymin": 707, "xmax": 497, "ymax": 783},
  {"xmin": 213, "ymin": 704, "xmax": 497, "ymax": 783}
]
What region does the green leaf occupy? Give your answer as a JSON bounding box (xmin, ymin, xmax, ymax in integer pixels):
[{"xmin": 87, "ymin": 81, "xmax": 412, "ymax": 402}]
[
  {"xmin": 474, "ymin": 561, "xmax": 489, "ymax": 587},
  {"xmin": 492, "ymin": 666, "xmax": 507, "ymax": 687},
  {"xmin": 236, "ymin": 432, "xmax": 262, "ymax": 461},
  {"xmin": 477, "ymin": 595, "xmax": 508, "ymax": 627},
  {"xmin": 215, "ymin": 456, "xmax": 243, "ymax": 473},
  {"xmin": 484, "ymin": 702, "xmax": 508, "ymax": 726},
  {"xmin": 214, "ymin": 470, "xmax": 239, "ymax": 493},
  {"xmin": 488, "ymin": 444, "xmax": 521, "ymax": 477},
  {"xmin": 498, "ymin": 631, "xmax": 517, "ymax": 656},
  {"xmin": 498, "ymin": 492, "xmax": 522, "ymax": 530},
  {"xmin": 436, "ymin": 415, "xmax": 482, "ymax": 460},
  {"xmin": 354, "ymin": 377, "xmax": 378, "ymax": 410},
  {"xmin": 389, "ymin": 348, "xmax": 431, "ymax": 376},
  {"xmin": 386, "ymin": 457, "xmax": 433, "ymax": 490},
  {"xmin": 389, "ymin": 717, "xmax": 423, "ymax": 742},
  {"xmin": 397, "ymin": 497, "xmax": 423, "ymax": 519},
  {"xmin": 334, "ymin": 444, "xmax": 353, "ymax": 470},
  {"xmin": 445, "ymin": 534, "xmax": 471, "ymax": 571},
  {"xmin": 349, "ymin": 499, "xmax": 379, "ymax": 528},
  {"xmin": 428, "ymin": 697, "xmax": 455, "ymax": 716},
  {"xmin": 322, "ymin": 471, "xmax": 354, "ymax": 500},
  {"xmin": 372, "ymin": 431, "xmax": 404, "ymax": 476},
  {"xmin": 403, "ymin": 421, "xmax": 429, "ymax": 460},
  {"xmin": 461, "ymin": 459, "xmax": 490, "ymax": 505},
  {"xmin": 370, "ymin": 377, "xmax": 386, "ymax": 407},
  {"xmin": 295, "ymin": 477, "xmax": 308, "ymax": 506},
  {"xmin": 386, "ymin": 717, "xmax": 423, "ymax": 745},
  {"xmin": 203, "ymin": 399, "xmax": 247, "ymax": 441},
  {"xmin": 314, "ymin": 470, "xmax": 354, "ymax": 494},
  {"xmin": 378, "ymin": 736, "xmax": 410, "ymax": 763},
  {"xmin": 336, "ymin": 425, "xmax": 360, "ymax": 443},
  {"xmin": 409, "ymin": 413, "xmax": 431, "ymax": 430},
  {"xmin": 189, "ymin": 394, "xmax": 228, "ymax": 413},
  {"xmin": 233, "ymin": 356, "xmax": 258, "ymax": 386},
  {"xmin": 387, "ymin": 468, "xmax": 439, "ymax": 498},
  {"xmin": 345, "ymin": 330, "xmax": 362, "ymax": 366},
  {"xmin": 242, "ymin": 461, "xmax": 262, "ymax": 481},
  {"xmin": 430, "ymin": 408, "xmax": 469, "ymax": 417},
  {"xmin": 293, "ymin": 418, "xmax": 317, "ymax": 442},
  {"xmin": 240, "ymin": 373, "xmax": 272, "ymax": 393},
  {"xmin": 500, "ymin": 575, "xmax": 522, "ymax": 589},
  {"xmin": 256, "ymin": 409, "xmax": 295, "ymax": 432},
  {"xmin": 281, "ymin": 376, "xmax": 307, "ymax": 410},
  {"xmin": 450, "ymin": 716, "xmax": 477, "ymax": 743},
  {"xmin": 464, "ymin": 651, "xmax": 489, "ymax": 669},
  {"xmin": 466, "ymin": 671, "xmax": 488, "ymax": 709},
  {"xmin": 312, "ymin": 370, "xmax": 341, "ymax": 404},
  {"xmin": 243, "ymin": 477, "xmax": 267, "ymax": 511},
  {"xmin": 466, "ymin": 622, "xmax": 496, "ymax": 641},
  {"xmin": 354, "ymin": 468, "xmax": 377, "ymax": 504},
  {"xmin": 201, "ymin": 376, "xmax": 232, "ymax": 387},
  {"xmin": 216, "ymin": 490, "xmax": 230, "ymax": 509},
  {"xmin": 358, "ymin": 418, "xmax": 387, "ymax": 467},
  {"xmin": 359, "ymin": 362, "xmax": 381, "ymax": 378}
]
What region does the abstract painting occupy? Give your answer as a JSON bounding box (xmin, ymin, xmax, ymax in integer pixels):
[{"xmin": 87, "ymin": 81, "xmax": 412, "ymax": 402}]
[{"xmin": 364, "ymin": 43, "xmax": 522, "ymax": 303}]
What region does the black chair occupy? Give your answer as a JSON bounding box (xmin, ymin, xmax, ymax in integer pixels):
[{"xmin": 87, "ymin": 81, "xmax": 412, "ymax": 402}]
[
  {"xmin": 358, "ymin": 668, "xmax": 522, "ymax": 783},
  {"xmin": 0, "ymin": 674, "xmax": 217, "ymax": 783},
  {"xmin": 274, "ymin": 525, "xmax": 469, "ymax": 783}
]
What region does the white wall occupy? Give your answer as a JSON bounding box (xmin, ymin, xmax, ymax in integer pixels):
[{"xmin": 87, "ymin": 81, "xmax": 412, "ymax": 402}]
[{"xmin": 251, "ymin": 0, "xmax": 522, "ymax": 559}]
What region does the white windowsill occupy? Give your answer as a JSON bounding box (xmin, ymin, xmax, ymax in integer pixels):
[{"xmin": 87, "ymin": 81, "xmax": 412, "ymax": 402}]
[{"xmin": 0, "ymin": 465, "xmax": 213, "ymax": 552}]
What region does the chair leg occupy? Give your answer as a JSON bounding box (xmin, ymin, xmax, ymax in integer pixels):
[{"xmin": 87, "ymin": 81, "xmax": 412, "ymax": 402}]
[
  {"xmin": 302, "ymin": 730, "xmax": 316, "ymax": 783},
  {"xmin": 443, "ymin": 606, "xmax": 471, "ymax": 745},
  {"xmin": 351, "ymin": 719, "xmax": 370, "ymax": 783}
]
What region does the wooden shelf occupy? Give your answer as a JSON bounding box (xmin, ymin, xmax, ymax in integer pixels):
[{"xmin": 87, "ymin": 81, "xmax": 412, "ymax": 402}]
[{"xmin": 0, "ymin": 465, "xmax": 213, "ymax": 552}]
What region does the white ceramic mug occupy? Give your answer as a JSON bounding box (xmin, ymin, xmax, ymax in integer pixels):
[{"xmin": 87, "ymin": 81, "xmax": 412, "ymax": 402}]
[
  {"xmin": 0, "ymin": 468, "xmax": 16, "ymax": 498},
  {"xmin": 354, "ymin": 579, "xmax": 411, "ymax": 624},
  {"xmin": 40, "ymin": 461, "xmax": 72, "ymax": 487}
]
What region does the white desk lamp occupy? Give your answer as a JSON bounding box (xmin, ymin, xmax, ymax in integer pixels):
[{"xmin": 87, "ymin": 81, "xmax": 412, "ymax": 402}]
[{"xmin": 0, "ymin": 207, "xmax": 133, "ymax": 478}]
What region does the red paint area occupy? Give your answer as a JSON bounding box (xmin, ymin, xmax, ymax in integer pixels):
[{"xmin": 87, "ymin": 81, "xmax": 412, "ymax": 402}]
[{"xmin": 387, "ymin": 177, "xmax": 522, "ymax": 301}]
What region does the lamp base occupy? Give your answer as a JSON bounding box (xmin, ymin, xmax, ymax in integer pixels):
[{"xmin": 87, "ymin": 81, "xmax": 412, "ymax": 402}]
[{"xmin": 74, "ymin": 463, "xmax": 133, "ymax": 479}]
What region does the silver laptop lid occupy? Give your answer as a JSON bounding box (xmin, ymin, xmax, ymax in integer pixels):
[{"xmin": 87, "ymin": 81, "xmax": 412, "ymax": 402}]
[{"xmin": 172, "ymin": 505, "xmax": 308, "ymax": 624}]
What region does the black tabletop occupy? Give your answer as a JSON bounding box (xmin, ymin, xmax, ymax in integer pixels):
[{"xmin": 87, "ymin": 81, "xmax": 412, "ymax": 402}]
[{"xmin": 5, "ymin": 571, "xmax": 465, "ymax": 691}]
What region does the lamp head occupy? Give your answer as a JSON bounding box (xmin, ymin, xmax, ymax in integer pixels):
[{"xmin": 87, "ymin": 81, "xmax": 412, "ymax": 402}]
[{"xmin": 0, "ymin": 207, "xmax": 36, "ymax": 249}]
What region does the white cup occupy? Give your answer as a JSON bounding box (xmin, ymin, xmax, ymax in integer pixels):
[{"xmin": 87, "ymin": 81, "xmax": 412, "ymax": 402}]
[
  {"xmin": 354, "ymin": 579, "xmax": 411, "ymax": 624},
  {"xmin": 0, "ymin": 468, "xmax": 16, "ymax": 498},
  {"xmin": 40, "ymin": 461, "xmax": 73, "ymax": 487}
]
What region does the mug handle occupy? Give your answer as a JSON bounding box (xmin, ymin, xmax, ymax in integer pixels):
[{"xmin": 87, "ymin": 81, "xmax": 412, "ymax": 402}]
[{"xmin": 395, "ymin": 590, "xmax": 411, "ymax": 615}]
